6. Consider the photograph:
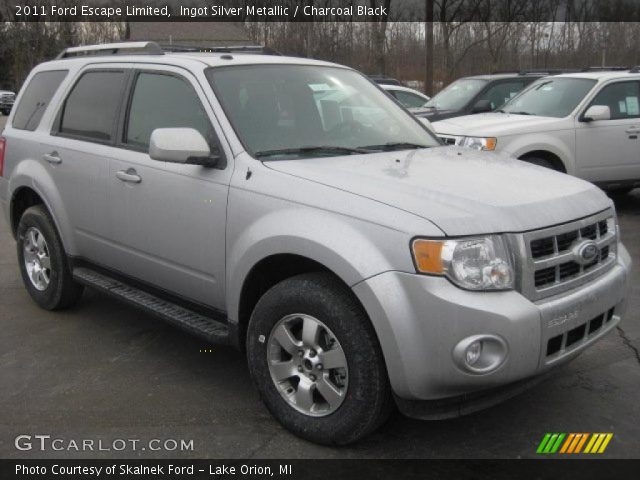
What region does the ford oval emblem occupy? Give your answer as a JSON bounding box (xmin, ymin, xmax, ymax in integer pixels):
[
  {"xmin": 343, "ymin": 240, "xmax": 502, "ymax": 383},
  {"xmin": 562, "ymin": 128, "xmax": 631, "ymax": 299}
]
[{"xmin": 575, "ymin": 241, "xmax": 599, "ymax": 264}]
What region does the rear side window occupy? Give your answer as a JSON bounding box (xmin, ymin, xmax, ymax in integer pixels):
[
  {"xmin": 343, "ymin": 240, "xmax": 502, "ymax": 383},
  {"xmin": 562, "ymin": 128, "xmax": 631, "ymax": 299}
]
[
  {"xmin": 392, "ymin": 90, "xmax": 427, "ymax": 108},
  {"xmin": 59, "ymin": 71, "xmax": 126, "ymax": 142},
  {"xmin": 12, "ymin": 70, "xmax": 68, "ymax": 131},
  {"xmin": 124, "ymin": 72, "xmax": 214, "ymax": 150}
]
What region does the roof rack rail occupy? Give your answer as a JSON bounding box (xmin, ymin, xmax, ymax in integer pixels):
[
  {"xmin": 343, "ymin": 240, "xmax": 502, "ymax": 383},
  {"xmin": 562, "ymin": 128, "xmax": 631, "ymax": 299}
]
[
  {"xmin": 581, "ymin": 66, "xmax": 629, "ymax": 71},
  {"xmin": 491, "ymin": 69, "xmax": 574, "ymax": 75},
  {"xmin": 160, "ymin": 44, "xmax": 281, "ymax": 55},
  {"xmin": 56, "ymin": 41, "xmax": 164, "ymax": 59}
]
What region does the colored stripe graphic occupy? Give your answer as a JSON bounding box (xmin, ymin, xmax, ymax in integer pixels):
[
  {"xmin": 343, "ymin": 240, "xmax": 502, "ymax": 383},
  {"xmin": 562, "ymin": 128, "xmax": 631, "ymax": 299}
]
[
  {"xmin": 574, "ymin": 433, "xmax": 589, "ymax": 454},
  {"xmin": 537, "ymin": 433, "xmax": 565, "ymax": 453},
  {"xmin": 538, "ymin": 433, "xmax": 613, "ymax": 454}
]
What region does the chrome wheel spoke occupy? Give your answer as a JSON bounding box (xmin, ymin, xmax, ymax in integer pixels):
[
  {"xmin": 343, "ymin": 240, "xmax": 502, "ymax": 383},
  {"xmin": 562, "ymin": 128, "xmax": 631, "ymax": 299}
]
[
  {"xmin": 294, "ymin": 380, "xmax": 315, "ymax": 411},
  {"xmin": 28, "ymin": 268, "xmax": 39, "ymax": 286},
  {"xmin": 301, "ymin": 316, "xmax": 320, "ymax": 346},
  {"xmin": 28, "ymin": 229, "xmax": 38, "ymax": 249},
  {"xmin": 315, "ymin": 375, "xmax": 343, "ymax": 408},
  {"xmin": 35, "ymin": 232, "xmax": 46, "ymax": 253},
  {"xmin": 270, "ymin": 360, "xmax": 296, "ymax": 382},
  {"xmin": 272, "ymin": 324, "xmax": 301, "ymax": 355},
  {"xmin": 320, "ymin": 347, "xmax": 347, "ymax": 370},
  {"xmin": 40, "ymin": 255, "xmax": 51, "ymax": 270}
]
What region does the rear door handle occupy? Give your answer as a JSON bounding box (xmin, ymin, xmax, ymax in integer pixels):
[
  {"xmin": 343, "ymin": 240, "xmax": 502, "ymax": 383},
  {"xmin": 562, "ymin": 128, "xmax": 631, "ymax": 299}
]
[
  {"xmin": 116, "ymin": 169, "xmax": 141, "ymax": 184},
  {"xmin": 625, "ymin": 127, "xmax": 640, "ymax": 134},
  {"xmin": 43, "ymin": 152, "xmax": 61, "ymax": 164}
]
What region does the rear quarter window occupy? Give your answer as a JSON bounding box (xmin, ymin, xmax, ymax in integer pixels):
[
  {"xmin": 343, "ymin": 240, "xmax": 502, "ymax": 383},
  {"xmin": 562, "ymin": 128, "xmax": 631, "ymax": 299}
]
[{"xmin": 12, "ymin": 70, "xmax": 68, "ymax": 131}]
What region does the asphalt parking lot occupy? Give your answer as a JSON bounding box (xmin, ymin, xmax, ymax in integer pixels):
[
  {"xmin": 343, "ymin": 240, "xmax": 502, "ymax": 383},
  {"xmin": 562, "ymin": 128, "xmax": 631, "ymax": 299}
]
[{"xmin": 1, "ymin": 115, "xmax": 639, "ymax": 459}]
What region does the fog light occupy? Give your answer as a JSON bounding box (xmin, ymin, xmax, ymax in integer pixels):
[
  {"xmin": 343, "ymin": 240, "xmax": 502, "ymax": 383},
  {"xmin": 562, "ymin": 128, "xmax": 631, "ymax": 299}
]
[
  {"xmin": 465, "ymin": 341, "xmax": 482, "ymax": 366},
  {"xmin": 453, "ymin": 334, "xmax": 508, "ymax": 374}
]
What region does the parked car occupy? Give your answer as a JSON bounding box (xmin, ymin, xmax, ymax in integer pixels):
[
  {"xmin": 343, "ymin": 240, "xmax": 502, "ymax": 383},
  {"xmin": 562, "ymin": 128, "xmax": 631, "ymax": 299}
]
[
  {"xmin": 0, "ymin": 42, "xmax": 631, "ymax": 445},
  {"xmin": 432, "ymin": 69, "xmax": 640, "ymax": 194},
  {"xmin": 381, "ymin": 84, "xmax": 430, "ymax": 111},
  {"xmin": 0, "ymin": 90, "xmax": 16, "ymax": 115},
  {"xmin": 417, "ymin": 72, "xmax": 550, "ymax": 122}
]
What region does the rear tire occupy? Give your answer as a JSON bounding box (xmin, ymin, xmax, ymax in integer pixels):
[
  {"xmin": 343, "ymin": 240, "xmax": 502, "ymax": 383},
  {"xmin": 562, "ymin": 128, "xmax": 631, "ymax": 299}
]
[
  {"xmin": 246, "ymin": 272, "xmax": 392, "ymax": 445},
  {"xmin": 16, "ymin": 205, "xmax": 83, "ymax": 310}
]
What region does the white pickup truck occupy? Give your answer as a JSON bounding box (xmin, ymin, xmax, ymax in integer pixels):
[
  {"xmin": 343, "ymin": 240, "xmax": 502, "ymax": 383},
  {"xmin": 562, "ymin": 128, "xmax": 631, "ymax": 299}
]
[{"xmin": 433, "ymin": 70, "xmax": 640, "ymax": 194}]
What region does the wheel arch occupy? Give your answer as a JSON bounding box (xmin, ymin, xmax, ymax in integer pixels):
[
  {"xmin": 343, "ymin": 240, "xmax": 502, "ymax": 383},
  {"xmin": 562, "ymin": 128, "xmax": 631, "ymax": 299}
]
[
  {"xmin": 518, "ymin": 150, "xmax": 567, "ymax": 173},
  {"xmin": 8, "ymin": 161, "xmax": 76, "ymax": 253}
]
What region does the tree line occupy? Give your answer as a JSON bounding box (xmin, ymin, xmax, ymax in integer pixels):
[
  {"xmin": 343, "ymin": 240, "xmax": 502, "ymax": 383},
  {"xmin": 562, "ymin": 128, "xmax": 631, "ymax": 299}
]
[{"xmin": 2, "ymin": 1, "xmax": 640, "ymax": 95}]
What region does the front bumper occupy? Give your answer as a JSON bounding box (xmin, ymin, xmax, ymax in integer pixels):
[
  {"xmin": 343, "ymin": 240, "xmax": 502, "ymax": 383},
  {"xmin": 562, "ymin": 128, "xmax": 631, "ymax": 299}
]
[{"xmin": 352, "ymin": 242, "xmax": 631, "ymax": 405}]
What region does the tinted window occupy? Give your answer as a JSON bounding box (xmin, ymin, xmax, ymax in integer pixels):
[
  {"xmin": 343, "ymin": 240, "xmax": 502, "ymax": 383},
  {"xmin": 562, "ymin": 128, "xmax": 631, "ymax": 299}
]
[
  {"xmin": 479, "ymin": 81, "xmax": 525, "ymax": 110},
  {"xmin": 425, "ymin": 78, "xmax": 487, "ymax": 111},
  {"xmin": 392, "ymin": 90, "xmax": 428, "ymax": 108},
  {"xmin": 12, "ymin": 70, "xmax": 68, "ymax": 131},
  {"xmin": 125, "ymin": 72, "xmax": 214, "ymax": 150},
  {"xmin": 60, "ymin": 71, "xmax": 125, "ymax": 141},
  {"xmin": 589, "ymin": 82, "xmax": 640, "ymax": 120}
]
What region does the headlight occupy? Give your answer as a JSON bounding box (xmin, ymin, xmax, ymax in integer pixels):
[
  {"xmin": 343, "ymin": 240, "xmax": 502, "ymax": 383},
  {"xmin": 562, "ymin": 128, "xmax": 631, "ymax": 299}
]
[
  {"xmin": 411, "ymin": 235, "xmax": 514, "ymax": 290},
  {"xmin": 459, "ymin": 136, "xmax": 497, "ymax": 151}
]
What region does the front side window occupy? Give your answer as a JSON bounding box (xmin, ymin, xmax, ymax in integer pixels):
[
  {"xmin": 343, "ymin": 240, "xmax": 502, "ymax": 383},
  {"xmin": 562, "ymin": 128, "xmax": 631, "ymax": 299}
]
[
  {"xmin": 502, "ymin": 78, "xmax": 597, "ymax": 118},
  {"xmin": 13, "ymin": 70, "xmax": 68, "ymax": 131},
  {"xmin": 59, "ymin": 71, "xmax": 126, "ymax": 141},
  {"xmin": 588, "ymin": 81, "xmax": 640, "ymax": 120},
  {"xmin": 125, "ymin": 72, "xmax": 215, "ymax": 150},
  {"xmin": 479, "ymin": 81, "xmax": 525, "ymax": 110},
  {"xmin": 206, "ymin": 65, "xmax": 437, "ymax": 159},
  {"xmin": 424, "ymin": 79, "xmax": 487, "ymax": 111}
]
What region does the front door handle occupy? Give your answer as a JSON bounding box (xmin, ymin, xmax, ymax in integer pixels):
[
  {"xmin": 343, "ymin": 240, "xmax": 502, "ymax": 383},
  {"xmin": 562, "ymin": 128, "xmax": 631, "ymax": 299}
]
[
  {"xmin": 116, "ymin": 169, "xmax": 142, "ymax": 184},
  {"xmin": 43, "ymin": 152, "xmax": 62, "ymax": 164}
]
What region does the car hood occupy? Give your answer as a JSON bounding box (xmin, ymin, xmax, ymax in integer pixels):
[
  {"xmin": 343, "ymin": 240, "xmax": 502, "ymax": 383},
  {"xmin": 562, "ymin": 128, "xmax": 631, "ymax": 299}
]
[
  {"xmin": 433, "ymin": 112, "xmax": 563, "ymax": 136},
  {"xmin": 265, "ymin": 147, "xmax": 611, "ymax": 236}
]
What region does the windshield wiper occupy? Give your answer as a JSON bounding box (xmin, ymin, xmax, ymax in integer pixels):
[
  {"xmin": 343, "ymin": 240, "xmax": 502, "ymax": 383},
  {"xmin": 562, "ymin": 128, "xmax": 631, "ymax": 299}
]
[
  {"xmin": 255, "ymin": 145, "xmax": 369, "ymax": 158},
  {"xmin": 358, "ymin": 142, "xmax": 430, "ymax": 152},
  {"xmin": 507, "ymin": 111, "xmax": 533, "ymax": 115}
]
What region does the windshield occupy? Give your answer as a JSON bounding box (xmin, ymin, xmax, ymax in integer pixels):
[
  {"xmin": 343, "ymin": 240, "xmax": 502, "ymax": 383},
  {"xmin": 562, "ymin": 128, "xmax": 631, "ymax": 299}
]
[
  {"xmin": 425, "ymin": 78, "xmax": 487, "ymax": 110},
  {"xmin": 502, "ymin": 78, "xmax": 596, "ymax": 118},
  {"xmin": 205, "ymin": 65, "xmax": 438, "ymax": 159}
]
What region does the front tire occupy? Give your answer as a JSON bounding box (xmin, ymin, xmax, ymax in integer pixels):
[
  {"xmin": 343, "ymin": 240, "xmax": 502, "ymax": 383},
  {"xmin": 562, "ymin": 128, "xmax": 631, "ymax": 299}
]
[
  {"xmin": 246, "ymin": 272, "xmax": 392, "ymax": 445},
  {"xmin": 521, "ymin": 156, "xmax": 559, "ymax": 171},
  {"xmin": 17, "ymin": 205, "xmax": 83, "ymax": 310}
]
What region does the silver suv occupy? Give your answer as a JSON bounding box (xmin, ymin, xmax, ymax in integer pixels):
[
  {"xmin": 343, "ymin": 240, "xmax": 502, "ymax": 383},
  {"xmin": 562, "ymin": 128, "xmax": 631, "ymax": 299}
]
[{"xmin": 0, "ymin": 42, "xmax": 632, "ymax": 445}]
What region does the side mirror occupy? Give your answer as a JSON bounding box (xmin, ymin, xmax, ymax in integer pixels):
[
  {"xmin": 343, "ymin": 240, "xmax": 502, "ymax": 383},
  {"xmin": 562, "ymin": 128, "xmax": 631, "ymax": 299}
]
[
  {"xmin": 582, "ymin": 105, "xmax": 611, "ymax": 122},
  {"xmin": 149, "ymin": 128, "xmax": 220, "ymax": 167},
  {"xmin": 471, "ymin": 99, "xmax": 492, "ymax": 113}
]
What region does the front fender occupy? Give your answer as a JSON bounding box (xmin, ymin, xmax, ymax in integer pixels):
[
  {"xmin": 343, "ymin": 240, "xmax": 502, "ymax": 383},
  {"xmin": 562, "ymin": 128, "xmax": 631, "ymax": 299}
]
[
  {"xmin": 226, "ymin": 204, "xmax": 417, "ymax": 325},
  {"xmin": 501, "ymin": 131, "xmax": 575, "ymax": 174}
]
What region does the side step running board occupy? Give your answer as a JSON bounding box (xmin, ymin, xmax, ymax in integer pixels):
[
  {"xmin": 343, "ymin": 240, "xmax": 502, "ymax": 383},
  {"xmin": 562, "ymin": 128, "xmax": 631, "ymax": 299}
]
[{"xmin": 73, "ymin": 267, "xmax": 229, "ymax": 344}]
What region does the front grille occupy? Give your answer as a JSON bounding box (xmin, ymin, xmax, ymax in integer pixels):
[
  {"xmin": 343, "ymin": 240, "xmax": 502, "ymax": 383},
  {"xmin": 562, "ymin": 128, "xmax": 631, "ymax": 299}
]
[{"xmin": 518, "ymin": 210, "xmax": 617, "ymax": 301}]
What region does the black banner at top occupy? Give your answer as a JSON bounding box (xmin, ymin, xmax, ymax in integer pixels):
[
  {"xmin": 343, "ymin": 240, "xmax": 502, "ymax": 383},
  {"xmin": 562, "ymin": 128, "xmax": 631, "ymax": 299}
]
[{"xmin": 4, "ymin": 0, "xmax": 640, "ymax": 22}]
